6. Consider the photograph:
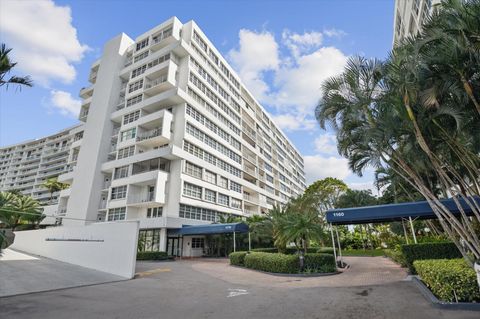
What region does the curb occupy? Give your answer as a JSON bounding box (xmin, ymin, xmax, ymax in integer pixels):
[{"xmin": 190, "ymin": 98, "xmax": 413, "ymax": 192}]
[
  {"xmin": 230, "ymin": 264, "xmax": 341, "ymax": 277},
  {"xmin": 411, "ymin": 276, "xmax": 480, "ymax": 311}
]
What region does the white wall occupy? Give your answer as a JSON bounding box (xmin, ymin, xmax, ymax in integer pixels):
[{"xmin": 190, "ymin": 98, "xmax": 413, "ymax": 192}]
[{"xmin": 11, "ymin": 221, "xmax": 139, "ymax": 279}]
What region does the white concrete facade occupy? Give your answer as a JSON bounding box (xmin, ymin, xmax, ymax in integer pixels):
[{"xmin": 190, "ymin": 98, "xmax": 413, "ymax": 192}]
[
  {"xmin": 393, "ymin": 0, "xmax": 441, "ymax": 45},
  {"xmin": 0, "ymin": 124, "xmax": 84, "ymax": 211},
  {"xmin": 2, "ymin": 17, "xmax": 306, "ymax": 256}
]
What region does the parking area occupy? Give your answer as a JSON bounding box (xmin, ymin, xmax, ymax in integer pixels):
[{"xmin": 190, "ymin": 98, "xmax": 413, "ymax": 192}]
[
  {"xmin": 0, "ymin": 249, "xmax": 126, "ymax": 297},
  {"xmin": 0, "ymin": 256, "xmax": 477, "ymax": 319}
]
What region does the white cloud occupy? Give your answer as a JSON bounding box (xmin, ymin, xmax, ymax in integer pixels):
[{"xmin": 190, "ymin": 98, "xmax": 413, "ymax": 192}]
[
  {"xmin": 304, "ymin": 155, "xmax": 350, "ymax": 184},
  {"xmin": 323, "ymin": 28, "xmax": 347, "ymax": 38},
  {"xmin": 314, "ymin": 133, "xmax": 338, "ymax": 155},
  {"xmin": 49, "ymin": 90, "xmax": 81, "ymax": 117},
  {"xmin": 271, "ymin": 114, "xmax": 317, "ymax": 131},
  {"xmin": 228, "ymin": 28, "xmax": 348, "ymax": 131},
  {"xmin": 0, "ymin": 0, "xmax": 89, "ymax": 86},
  {"xmin": 228, "ymin": 29, "xmax": 279, "ymax": 101}
]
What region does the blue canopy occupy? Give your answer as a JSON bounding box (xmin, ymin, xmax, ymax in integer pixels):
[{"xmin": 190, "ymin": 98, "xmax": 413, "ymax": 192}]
[
  {"xmin": 173, "ymin": 222, "xmax": 249, "ymax": 236},
  {"xmin": 326, "ymin": 196, "xmax": 480, "ymax": 225}
]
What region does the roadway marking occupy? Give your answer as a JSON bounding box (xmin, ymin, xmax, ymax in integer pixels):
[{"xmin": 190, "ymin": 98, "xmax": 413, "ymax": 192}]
[
  {"xmin": 227, "ymin": 288, "xmax": 248, "ymax": 298},
  {"xmin": 135, "ymin": 268, "xmax": 171, "ymax": 278}
]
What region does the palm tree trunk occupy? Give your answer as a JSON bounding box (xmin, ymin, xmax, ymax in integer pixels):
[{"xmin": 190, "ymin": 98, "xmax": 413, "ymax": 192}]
[{"xmin": 460, "ymin": 74, "xmax": 480, "ymax": 116}]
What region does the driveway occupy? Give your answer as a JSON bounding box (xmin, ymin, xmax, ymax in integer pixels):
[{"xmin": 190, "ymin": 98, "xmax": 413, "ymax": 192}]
[
  {"xmin": 0, "ymin": 249, "xmax": 126, "ymax": 297},
  {"xmin": 0, "ymin": 256, "xmax": 477, "ymax": 319}
]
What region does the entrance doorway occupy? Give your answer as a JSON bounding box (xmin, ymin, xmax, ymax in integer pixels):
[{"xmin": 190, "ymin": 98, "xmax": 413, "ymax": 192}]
[{"xmin": 167, "ymin": 237, "xmax": 181, "ymax": 257}]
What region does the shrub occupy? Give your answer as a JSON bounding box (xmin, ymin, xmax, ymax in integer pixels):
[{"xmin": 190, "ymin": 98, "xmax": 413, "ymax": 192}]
[
  {"xmin": 414, "ymin": 259, "xmax": 480, "ymax": 302},
  {"xmin": 136, "ymin": 251, "xmax": 169, "ymax": 260},
  {"xmin": 383, "ymin": 249, "xmax": 407, "ymax": 267},
  {"xmin": 229, "ymin": 251, "xmax": 248, "ymax": 266},
  {"xmin": 244, "ymin": 252, "xmax": 299, "ymax": 273},
  {"xmin": 304, "ymin": 253, "xmax": 336, "ymax": 273},
  {"xmin": 400, "ymin": 242, "xmax": 461, "ymax": 273},
  {"xmin": 317, "ymin": 247, "xmax": 335, "ymax": 254},
  {"xmin": 251, "ymin": 247, "xmax": 278, "ymax": 253}
]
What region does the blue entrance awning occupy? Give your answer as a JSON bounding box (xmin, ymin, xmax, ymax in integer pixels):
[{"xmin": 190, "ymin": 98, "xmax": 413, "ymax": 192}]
[
  {"xmin": 173, "ymin": 222, "xmax": 249, "ymax": 236},
  {"xmin": 326, "ymin": 196, "xmax": 480, "ymax": 225}
]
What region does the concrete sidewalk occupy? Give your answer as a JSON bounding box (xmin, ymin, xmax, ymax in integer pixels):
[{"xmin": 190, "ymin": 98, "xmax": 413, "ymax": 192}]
[{"xmin": 0, "ymin": 249, "xmax": 126, "ymax": 297}]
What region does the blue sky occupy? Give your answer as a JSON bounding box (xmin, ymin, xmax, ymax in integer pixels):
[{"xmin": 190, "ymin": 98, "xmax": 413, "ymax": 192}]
[{"xmin": 0, "ymin": 0, "xmax": 394, "ymax": 192}]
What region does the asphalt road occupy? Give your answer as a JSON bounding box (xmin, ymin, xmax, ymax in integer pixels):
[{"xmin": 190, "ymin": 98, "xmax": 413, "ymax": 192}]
[{"xmin": 1, "ymin": 259, "xmax": 478, "ymax": 319}]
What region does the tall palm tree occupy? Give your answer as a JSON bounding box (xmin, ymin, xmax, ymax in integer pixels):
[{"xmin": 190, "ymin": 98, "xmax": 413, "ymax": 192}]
[
  {"xmin": 315, "ymin": 1, "xmax": 480, "ymax": 265},
  {"xmin": 41, "ymin": 178, "xmax": 69, "ymax": 202},
  {"xmin": 0, "ymin": 44, "xmax": 33, "ymax": 89}
]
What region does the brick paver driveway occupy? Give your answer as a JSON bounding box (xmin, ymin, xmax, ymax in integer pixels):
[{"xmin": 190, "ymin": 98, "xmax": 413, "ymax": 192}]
[{"xmin": 191, "ymin": 256, "xmax": 408, "ymax": 288}]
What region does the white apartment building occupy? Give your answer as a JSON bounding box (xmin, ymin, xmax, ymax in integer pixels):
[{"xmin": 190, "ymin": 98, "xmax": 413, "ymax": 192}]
[
  {"xmin": 1, "ymin": 17, "xmax": 305, "ymax": 256},
  {"xmin": 393, "ymin": 0, "xmax": 441, "ymax": 44},
  {"xmin": 0, "ymin": 124, "xmax": 84, "ymax": 222}
]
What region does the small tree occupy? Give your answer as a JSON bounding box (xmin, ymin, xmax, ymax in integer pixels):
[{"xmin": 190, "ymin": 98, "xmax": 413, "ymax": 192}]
[{"xmin": 41, "ymin": 178, "xmax": 69, "ymax": 202}]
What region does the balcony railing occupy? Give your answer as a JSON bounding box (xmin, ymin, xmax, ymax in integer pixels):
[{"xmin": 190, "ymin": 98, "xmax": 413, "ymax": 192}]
[
  {"xmin": 136, "ymin": 128, "xmax": 163, "ymax": 142},
  {"xmin": 129, "ymin": 192, "xmax": 155, "ymax": 204},
  {"xmin": 144, "ymin": 75, "xmax": 168, "ymax": 90}
]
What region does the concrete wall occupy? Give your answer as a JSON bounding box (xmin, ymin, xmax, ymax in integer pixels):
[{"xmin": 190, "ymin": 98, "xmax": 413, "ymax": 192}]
[{"xmin": 11, "ymin": 221, "xmax": 139, "ymax": 279}]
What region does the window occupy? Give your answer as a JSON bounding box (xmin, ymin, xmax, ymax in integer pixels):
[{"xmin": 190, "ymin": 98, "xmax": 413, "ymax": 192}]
[
  {"xmin": 120, "ymin": 128, "xmax": 136, "ymax": 141},
  {"xmin": 230, "ymin": 181, "xmax": 242, "ymax": 193},
  {"xmin": 131, "ymin": 64, "xmax": 147, "ymax": 78},
  {"xmin": 117, "ymin": 146, "xmax": 135, "ymax": 159},
  {"xmin": 183, "ymin": 182, "xmax": 202, "ymax": 199},
  {"xmin": 138, "ymin": 229, "xmax": 161, "ymax": 252},
  {"xmin": 218, "ymin": 193, "xmax": 229, "ymax": 206},
  {"xmin": 111, "ymin": 185, "xmax": 127, "ymax": 200},
  {"xmin": 126, "ymin": 95, "xmax": 142, "ymax": 107},
  {"xmin": 191, "ymin": 237, "xmax": 204, "ymax": 249},
  {"xmin": 204, "ymin": 189, "xmax": 216, "ymax": 203},
  {"xmin": 147, "ymin": 207, "xmax": 163, "ymax": 218},
  {"xmin": 134, "ymin": 51, "xmax": 149, "ymax": 63},
  {"xmin": 266, "ymin": 174, "xmax": 274, "ymax": 183},
  {"xmin": 264, "ymin": 163, "xmax": 273, "ymax": 172},
  {"xmin": 136, "ymin": 38, "xmax": 149, "ymax": 51},
  {"xmin": 128, "ymin": 79, "xmax": 143, "ymax": 93},
  {"xmin": 185, "ymin": 161, "xmax": 202, "ymax": 178},
  {"xmin": 219, "ymin": 176, "xmax": 228, "ymax": 189},
  {"xmin": 204, "ymin": 170, "xmax": 216, "ymax": 184},
  {"xmin": 231, "ymin": 198, "xmax": 242, "ymax": 209},
  {"xmin": 123, "ymin": 111, "xmax": 140, "ymax": 125},
  {"xmin": 108, "ymin": 207, "xmax": 126, "ymax": 221},
  {"xmin": 114, "ymin": 165, "xmax": 129, "ymax": 179}
]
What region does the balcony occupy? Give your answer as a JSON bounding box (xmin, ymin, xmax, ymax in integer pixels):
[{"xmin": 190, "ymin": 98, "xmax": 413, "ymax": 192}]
[
  {"xmin": 79, "ymin": 85, "xmax": 94, "ymax": 99},
  {"xmin": 150, "ymin": 27, "xmax": 175, "ymax": 51},
  {"xmin": 144, "ymin": 75, "xmax": 170, "ymax": 95},
  {"xmin": 136, "ymin": 127, "xmax": 170, "ymax": 147}
]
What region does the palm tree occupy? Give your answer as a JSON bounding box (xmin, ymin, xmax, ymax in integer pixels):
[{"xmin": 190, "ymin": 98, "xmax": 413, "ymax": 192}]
[
  {"xmin": 315, "ymin": 0, "xmax": 480, "ymax": 266},
  {"xmin": 41, "ymin": 178, "xmax": 69, "ymax": 203},
  {"xmin": 0, "ymin": 44, "xmax": 33, "ymax": 89},
  {"xmin": 0, "ymin": 192, "xmax": 43, "ymax": 231}
]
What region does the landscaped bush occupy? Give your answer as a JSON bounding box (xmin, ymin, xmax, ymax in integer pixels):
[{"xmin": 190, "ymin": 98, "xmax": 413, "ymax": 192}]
[
  {"xmin": 400, "ymin": 242, "xmax": 461, "ymax": 273},
  {"xmin": 251, "ymin": 247, "xmax": 278, "ymax": 253},
  {"xmin": 136, "ymin": 251, "xmax": 169, "ymax": 260},
  {"xmin": 251, "ymin": 247, "xmax": 319, "ymax": 254},
  {"xmin": 229, "ymin": 251, "xmax": 248, "ymax": 266},
  {"xmin": 383, "ymin": 249, "xmax": 407, "ymax": 267},
  {"xmin": 317, "ymin": 247, "xmax": 335, "ymax": 254},
  {"xmin": 244, "ymin": 252, "xmax": 299, "ymax": 273},
  {"xmin": 304, "ymin": 253, "xmax": 336, "ymax": 273},
  {"xmin": 414, "ymin": 259, "xmax": 480, "ymax": 302}
]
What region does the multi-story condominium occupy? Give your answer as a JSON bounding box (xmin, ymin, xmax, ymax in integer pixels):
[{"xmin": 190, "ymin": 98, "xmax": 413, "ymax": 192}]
[
  {"xmin": 393, "ymin": 0, "xmax": 441, "ymax": 44},
  {"xmin": 0, "ymin": 124, "xmax": 84, "ymax": 210},
  {"xmin": 53, "ymin": 17, "xmax": 305, "ymax": 256}
]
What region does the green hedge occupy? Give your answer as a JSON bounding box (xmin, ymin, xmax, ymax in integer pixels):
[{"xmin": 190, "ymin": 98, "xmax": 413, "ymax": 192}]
[
  {"xmin": 229, "ymin": 251, "xmax": 248, "ymax": 266},
  {"xmin": 245, "ymin": 252, "xmax": 299, "ymax": 273},
  {"xmin": 243, "ymin": 252, "xmax": 336, "ymax": 274},
  {"xmin": 251, "ymin": 247, "xmax": 319, "ymax": 254},
  {"xmin": 304, "ymin": 253, "xmax": 336, "ymax": 273},
  {"xmin": 383, "ymin": 249, "xmax": 407, "ymax": 267},
  {"xmin": 400, "ymin": 242, "xmax": 462, "ymax": 273},
  {"xmin": 136, "ymin": 251, "xmax": 169, "ymax": 260},
  {"xmin": 414, "ymin": 259, "xmax": 480, "ymax": 302},
  {"xmin": 317, "ymin": 247, "xmax": 335, "ymax": 254}
]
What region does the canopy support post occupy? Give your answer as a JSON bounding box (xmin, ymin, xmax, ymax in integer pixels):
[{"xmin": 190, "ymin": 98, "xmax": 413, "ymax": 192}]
[
  {"xmin": 335, "ymin": 226, "xmax": 343, "ymax": 267},
  {"xmin": 402, "ymin": 219, "xmax": 409, "ymax": 244},
  {"xmin": 248, "ymin": 232, "xmax": 251, "ymax": 251},
  {"xmin": 409, "ymin": 216, "xmax": 417, "ymax": 244},
  {"xmin": 233, "ymin": 231, "xmax": 236, "ymax": 252},
  {"xmin": 330, "ymin": 223, "xmax": 337, "ymax": 268}
]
